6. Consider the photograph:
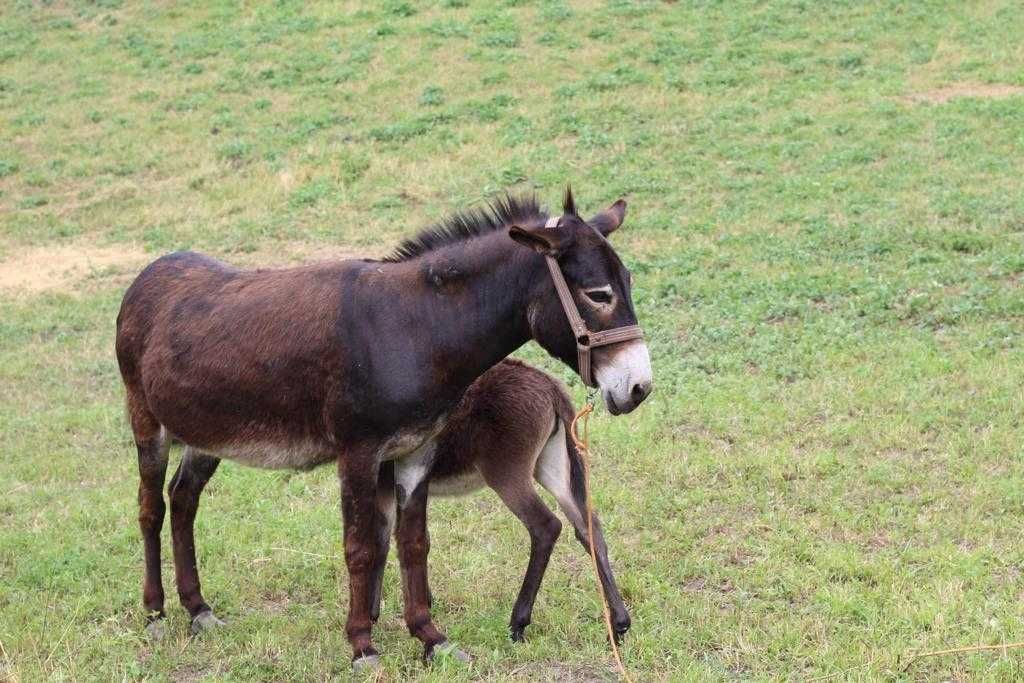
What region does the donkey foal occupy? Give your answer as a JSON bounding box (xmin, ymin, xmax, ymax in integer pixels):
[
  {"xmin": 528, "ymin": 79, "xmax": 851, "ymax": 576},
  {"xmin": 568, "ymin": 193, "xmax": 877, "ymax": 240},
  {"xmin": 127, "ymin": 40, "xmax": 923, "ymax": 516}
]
[{"xmin": 374, "ymin": 359, "xmax": 631, "ymax": 653}]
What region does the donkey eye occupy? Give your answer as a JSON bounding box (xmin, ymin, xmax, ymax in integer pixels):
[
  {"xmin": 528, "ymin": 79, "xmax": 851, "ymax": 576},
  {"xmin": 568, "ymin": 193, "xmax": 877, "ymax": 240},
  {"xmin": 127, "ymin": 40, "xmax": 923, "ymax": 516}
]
[{"xmin": 585, "ymin": 289, "xmax": 613, "ymax": 304}]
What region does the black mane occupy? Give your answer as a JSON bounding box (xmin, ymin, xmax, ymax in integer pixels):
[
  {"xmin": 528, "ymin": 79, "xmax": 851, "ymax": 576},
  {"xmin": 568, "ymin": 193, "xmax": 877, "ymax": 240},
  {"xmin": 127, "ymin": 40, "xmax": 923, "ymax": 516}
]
[{"xmin": 382, "ymin": 194, "xmax": 548, "ymax": 263}]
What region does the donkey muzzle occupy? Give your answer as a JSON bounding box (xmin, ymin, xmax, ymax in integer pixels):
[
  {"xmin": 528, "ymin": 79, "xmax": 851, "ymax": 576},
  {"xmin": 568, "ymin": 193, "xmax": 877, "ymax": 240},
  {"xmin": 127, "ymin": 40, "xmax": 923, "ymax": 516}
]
[{"xmin": 594, "ymin": 340, "xmax": 653, "ymax": 415}]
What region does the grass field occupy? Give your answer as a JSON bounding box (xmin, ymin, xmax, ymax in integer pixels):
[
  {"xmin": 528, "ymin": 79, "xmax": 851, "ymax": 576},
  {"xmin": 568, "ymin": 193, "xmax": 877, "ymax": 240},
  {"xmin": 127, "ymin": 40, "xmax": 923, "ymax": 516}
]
[{"xmin": 3, "ymin": 1, "xmax": 1024, "ymax": 680}]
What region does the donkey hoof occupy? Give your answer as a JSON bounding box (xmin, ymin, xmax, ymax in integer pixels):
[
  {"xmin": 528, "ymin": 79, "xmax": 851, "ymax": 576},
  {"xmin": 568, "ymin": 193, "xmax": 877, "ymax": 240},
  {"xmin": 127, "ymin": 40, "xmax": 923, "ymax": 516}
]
[
  {"xmin": 426, "ymin": 640, "xmax": 471, "ymax": 664},
  {"xmin": 351, "ymin": 654, "xmax": 381, "ymax": 672},
  {"xmin": 190, "ymin": 610, "xmax": 226, "ymax": 635},
  {"xmin": 510, "ymin": 627, "xmax": 526, "ymax": 643},
  {"xmin": 145, "ymin": 619, "xmax": 167, "ymax": 642}
]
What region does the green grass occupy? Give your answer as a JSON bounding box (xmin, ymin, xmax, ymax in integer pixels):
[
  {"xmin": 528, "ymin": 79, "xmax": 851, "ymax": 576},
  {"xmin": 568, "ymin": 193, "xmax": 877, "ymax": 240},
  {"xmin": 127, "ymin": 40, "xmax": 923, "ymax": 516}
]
[{"xmin": 3, "ymin": 0, "xmax": 1024, "ymax": 680}]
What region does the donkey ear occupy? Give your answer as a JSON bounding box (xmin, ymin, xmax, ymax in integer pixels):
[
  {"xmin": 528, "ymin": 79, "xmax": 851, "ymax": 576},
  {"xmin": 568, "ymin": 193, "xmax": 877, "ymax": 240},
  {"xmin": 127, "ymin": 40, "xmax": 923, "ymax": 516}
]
[
  {"xmin": 589, "ymin": 199, "xmax": 627, "ymax": 236},
  {"xmin": 508, "ymin": 224, "xmax": 575, "ymax": 257}
]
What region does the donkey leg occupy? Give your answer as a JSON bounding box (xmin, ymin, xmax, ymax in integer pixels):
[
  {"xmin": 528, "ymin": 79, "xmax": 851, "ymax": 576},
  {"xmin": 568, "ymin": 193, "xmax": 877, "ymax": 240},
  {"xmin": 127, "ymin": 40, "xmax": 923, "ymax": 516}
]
[
  {"xmin": 167, "ymin": 447, "xmax": 223, "ymax": 634},
  {"xmin": 537, "ymin": 423, "xmax": 631, "ymax": 642},
  {"xmin": 485, "ymin": 480, "xmax": 562, "ymax": 642},
  {"xmin": 338, "ymin": 452, "xmax": 385, "ymax": 670},
  {"xmin": 369, "ymin": 462, "xmax": 396, "ymax": 624},
  {"xmin": 395, "ymin": 481, "xmax": 468, "ymax": 662},
  {"xmin": 134, "ymin": 420, "xmax": 171, "ymax": 639}
]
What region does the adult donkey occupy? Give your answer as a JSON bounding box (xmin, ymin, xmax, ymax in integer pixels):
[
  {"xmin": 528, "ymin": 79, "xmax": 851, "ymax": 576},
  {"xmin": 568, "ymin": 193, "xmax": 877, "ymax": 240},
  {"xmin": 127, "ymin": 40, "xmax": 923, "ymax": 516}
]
[{"xmin": 115, "ymin": 189, "xmax": 652, "ymax": 668}]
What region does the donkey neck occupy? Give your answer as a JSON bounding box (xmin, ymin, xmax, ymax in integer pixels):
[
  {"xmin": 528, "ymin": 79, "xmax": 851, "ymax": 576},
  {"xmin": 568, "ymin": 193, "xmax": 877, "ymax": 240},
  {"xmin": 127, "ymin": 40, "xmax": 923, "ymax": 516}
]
[
  {"xmin": 409, "ymin": 232, "xmax": 543, "ymax": 384},
  {"xmin": 361, "ymin": 232, "xmax": 547, "ymax": 419}
]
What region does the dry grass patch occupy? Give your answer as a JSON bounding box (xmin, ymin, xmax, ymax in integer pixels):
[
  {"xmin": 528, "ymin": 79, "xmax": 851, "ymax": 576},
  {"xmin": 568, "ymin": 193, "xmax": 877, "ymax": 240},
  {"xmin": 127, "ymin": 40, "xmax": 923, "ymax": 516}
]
[
  {"xmin": 902, "ymin": 82, "xmax": 1024, "ymax": 104},
  {"xmin": 0, "ymin": 241, "xmax": 148, "ymax": 294}
]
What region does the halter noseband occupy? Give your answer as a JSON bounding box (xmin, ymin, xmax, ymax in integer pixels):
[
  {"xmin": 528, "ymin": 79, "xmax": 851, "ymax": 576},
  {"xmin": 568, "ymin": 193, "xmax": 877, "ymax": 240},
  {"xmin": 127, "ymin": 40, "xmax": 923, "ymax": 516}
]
[{"xmin": 543, "ymin": 216, "xmax": 645, "ymax": 388}]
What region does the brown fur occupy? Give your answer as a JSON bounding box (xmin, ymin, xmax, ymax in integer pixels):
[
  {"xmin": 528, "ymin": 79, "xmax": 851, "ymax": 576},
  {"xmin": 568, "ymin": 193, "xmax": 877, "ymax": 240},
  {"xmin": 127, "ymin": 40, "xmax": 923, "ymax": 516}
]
[
  {"xmin": 371, "ymin": 359, "xmax": 631, "ymax": 644},
  {"xmin": 115, "ymin": 192, "xmax": 645, "ymax": 664}
]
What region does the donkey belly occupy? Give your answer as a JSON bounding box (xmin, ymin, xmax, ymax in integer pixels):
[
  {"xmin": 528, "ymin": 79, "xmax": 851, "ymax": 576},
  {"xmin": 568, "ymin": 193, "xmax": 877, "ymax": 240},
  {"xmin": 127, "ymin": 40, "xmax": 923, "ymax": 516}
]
[
  {"xmin": 429, "ymin": 470, "xmax": 486, "ymax": 497},
  {"xmin": 205, "ymin": 439, "xmax": 336, "ymax": 471}
]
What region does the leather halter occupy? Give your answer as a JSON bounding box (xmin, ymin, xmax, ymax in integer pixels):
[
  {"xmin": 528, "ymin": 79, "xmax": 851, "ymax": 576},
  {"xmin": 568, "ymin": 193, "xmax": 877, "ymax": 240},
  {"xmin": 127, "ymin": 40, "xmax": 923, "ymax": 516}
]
[{"xmin": 543, "ymin": 216, "xmax": 645, "ymax": 388}]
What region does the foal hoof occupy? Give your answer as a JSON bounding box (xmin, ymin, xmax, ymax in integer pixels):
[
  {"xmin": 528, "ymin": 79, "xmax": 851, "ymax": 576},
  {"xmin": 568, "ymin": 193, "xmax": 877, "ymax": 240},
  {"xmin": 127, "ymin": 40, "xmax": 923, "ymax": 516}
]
[
  {"xmin": 190, "ymin": 610, "xmax": 226, "ymax": 635},
  {"xmin": 145, "ymin": 619, "xmax": 167, "ymax": 642},
  {"xmin": 351, "ymin": 654, "xmax": 381, "ymax": 672},
  {"xmin": 510, "ymin": 626, "xmax": 527, "ymax": 643},
  {"xmin": 426, "ymin": 640, "xmax": 471, "ymax": 664},
  {"xmin": 613, "ymin": 618, "xmax": 631, "ymax": 645}
]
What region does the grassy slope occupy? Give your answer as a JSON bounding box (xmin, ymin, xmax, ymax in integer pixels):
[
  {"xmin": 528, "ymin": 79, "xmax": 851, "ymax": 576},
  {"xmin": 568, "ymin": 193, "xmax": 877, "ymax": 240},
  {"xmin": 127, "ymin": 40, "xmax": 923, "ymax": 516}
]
[{"xmin": 2, "ymin": 0, "xmax": 1024, "ymax": 680}]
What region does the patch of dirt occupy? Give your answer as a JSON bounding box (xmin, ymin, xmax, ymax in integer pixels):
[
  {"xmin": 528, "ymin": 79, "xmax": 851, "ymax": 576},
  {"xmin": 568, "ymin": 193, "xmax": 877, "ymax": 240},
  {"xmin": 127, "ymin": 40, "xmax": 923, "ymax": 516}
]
[
  {"xmin": 902, "ymin": 83, "xmax": 1024, "ymax": 104},
  {"xmin": 683, "ymin": 576, "xmax": 707, "ymax": 591},
  {"xmin": 258, "ymin": 590, "xmax": 292, "ymax": 614},
  {"xmin": 0, "ymin": 242, "xmax": 148, "ymax": 294},
  {"xmin": 682, "ymin": 576, "xmax": 736, "ymax": 594},
  {"xmin": 509, "ymin": 662, "xmax": 616, "ymax": 682},
  {"xmin": 170, "ymin": 663, "xmax": 216, "ymax": 683},
  {"xmin": 866, "ymin": 531, "xmax": 891, "ymax": 551},
  {"xmin": 0, "ymin": 240, "xmax": 374, "ymax": 295}
]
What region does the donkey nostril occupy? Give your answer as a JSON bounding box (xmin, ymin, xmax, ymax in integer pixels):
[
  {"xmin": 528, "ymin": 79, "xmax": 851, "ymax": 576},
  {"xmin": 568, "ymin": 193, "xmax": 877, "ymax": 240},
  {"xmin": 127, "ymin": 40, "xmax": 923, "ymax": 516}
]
[{"xmin": 630, "ymin": 380, "xmax": 652, "ymax": 404}]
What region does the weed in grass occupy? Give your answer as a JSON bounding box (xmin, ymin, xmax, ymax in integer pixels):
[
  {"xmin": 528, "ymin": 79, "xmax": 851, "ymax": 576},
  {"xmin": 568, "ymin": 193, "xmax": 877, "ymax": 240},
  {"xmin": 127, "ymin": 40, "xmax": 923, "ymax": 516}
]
[{"xmin": 420, "ymin": 86, "xmax": 445, "ymax": 107}]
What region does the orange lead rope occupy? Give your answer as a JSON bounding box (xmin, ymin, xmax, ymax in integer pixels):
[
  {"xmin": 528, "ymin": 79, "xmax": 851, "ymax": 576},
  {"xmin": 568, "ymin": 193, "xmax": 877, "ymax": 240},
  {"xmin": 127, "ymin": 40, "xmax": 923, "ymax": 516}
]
[{"xmin": 570, "ymin": 398, "xmax": 635, "ymax": 683}]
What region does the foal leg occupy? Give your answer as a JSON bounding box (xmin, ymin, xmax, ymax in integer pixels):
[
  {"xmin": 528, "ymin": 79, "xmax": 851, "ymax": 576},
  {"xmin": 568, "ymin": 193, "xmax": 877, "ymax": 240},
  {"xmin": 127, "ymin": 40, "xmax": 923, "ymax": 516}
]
[
  {"xmin": 133, "ymin": 413, "xmax": 171, "ymax": 639},
  {"xmin": 537, "ymin": 422, "xmax": 631, "ymax": 642},
  {"xmin": 395, "ymin": 481, "xmax": 468, "ymax": 662},
  {"xmin": 482, "ymin": 477, "xmax": 562, "ymax": 642},
  {"xmin": 167, "ymin": 447, "xmax": 223, "ymax": 634},
  {"xmin": 369, "ymin": 462, "xmax": 396, "ymax": 624},
  {"xmin": 338, "ymin": 451, "xmax": 385, "ymax": 670}
]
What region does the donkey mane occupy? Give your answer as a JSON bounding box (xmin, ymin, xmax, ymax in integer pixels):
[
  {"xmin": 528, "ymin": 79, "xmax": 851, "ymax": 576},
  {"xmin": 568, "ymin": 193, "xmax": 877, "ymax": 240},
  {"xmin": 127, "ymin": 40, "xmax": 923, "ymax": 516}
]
[{"xmin": 382, "ymin": 187, "xmax": 579, "ymax": 263}]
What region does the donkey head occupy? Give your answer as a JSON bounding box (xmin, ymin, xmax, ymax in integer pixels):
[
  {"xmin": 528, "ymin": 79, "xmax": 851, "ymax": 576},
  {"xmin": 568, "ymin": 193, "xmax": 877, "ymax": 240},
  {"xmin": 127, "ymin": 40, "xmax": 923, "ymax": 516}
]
[{"xmin": 509, "ymin": 188, "xmax": 653, "ymax": 415}]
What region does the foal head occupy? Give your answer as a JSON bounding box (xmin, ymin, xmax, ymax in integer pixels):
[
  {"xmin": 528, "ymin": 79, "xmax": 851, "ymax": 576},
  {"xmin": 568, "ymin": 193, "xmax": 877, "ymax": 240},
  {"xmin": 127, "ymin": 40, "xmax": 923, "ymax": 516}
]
[{"xmin": 509, "ymin": 188, "xmax": 653, "ymax": 415}]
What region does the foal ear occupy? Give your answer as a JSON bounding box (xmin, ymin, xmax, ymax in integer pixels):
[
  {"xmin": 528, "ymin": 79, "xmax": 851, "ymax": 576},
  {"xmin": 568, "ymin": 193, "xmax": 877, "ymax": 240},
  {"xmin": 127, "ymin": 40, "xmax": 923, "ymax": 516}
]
[
  {"xmin": 588, "ymin": 199, "xmax": 627, "ymax": 236},
  {"xmin": 508, "ymin": 223, "xmax": 575, "ymax": 258}
]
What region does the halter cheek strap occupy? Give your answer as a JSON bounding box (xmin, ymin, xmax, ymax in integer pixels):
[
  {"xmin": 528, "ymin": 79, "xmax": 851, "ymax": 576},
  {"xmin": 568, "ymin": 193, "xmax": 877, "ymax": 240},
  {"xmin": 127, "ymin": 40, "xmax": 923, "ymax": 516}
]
[{"xmin": 543, "ymin": 216, "xmax": 645, "ymax": 388}]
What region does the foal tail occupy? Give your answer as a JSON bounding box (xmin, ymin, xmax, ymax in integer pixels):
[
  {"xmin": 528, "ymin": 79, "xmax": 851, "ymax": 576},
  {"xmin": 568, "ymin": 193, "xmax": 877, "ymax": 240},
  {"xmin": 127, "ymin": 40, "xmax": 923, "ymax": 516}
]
[{"xmin": 552, "ymin": 385, "xmax": 589, "ymax": 517}]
